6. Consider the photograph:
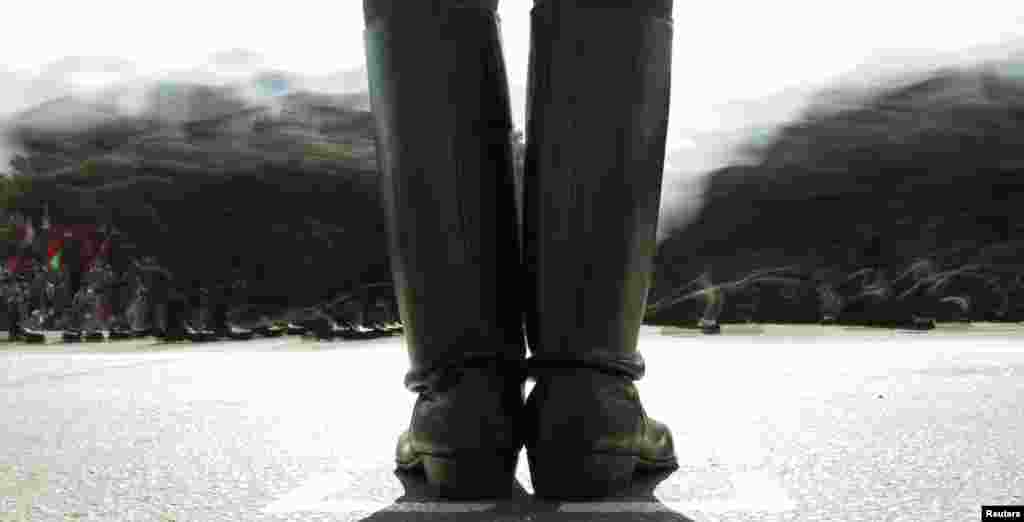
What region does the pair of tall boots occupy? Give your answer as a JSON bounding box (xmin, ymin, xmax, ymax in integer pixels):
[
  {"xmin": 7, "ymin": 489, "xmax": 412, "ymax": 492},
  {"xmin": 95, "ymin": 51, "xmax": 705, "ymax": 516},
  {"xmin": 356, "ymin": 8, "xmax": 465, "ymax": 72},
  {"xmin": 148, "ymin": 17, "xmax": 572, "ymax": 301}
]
[{"xmin": 364, "ymin": 0, "xmax": 676, "ymax": 499}]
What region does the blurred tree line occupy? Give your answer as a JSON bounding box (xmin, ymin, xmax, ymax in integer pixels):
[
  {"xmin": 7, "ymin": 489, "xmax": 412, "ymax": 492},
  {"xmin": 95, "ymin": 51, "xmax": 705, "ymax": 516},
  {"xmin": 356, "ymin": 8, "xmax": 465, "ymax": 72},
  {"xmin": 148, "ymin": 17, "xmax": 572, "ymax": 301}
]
[
  {"xmin": 1, "ymin": 105, "xmax": 391, "ymax": 317},
  {"xmin": 7, "ymin": 62, "xmax": 1022, "ymax": 326},
  {"xmin": 651, "ymin": 64, "xmax": 1024, "ymax": 323},
  {"xmin": 0, "ymin": 96, "xmax": 531, "ymax": 320}
]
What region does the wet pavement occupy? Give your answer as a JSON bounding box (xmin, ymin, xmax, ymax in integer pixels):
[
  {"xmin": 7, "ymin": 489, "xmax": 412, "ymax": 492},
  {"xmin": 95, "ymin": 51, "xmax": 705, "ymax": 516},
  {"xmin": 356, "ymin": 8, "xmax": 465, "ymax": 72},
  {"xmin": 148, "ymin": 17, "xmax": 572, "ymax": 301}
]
[{"xmin": 2, "ymin": 324, "xmax": 1023, "ymax": 521}]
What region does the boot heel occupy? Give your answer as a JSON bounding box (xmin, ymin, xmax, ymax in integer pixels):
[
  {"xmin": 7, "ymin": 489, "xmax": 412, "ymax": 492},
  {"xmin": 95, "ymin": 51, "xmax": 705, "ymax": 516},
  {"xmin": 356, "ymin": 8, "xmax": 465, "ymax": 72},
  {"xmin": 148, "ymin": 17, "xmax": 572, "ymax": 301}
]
[
  {"xmin": 528, "ymin": 453, "xmax": 637, "ymax": 499},
  {"xmin": 421, "ymin": 453, "xmax": 516, "ymax": 499}
]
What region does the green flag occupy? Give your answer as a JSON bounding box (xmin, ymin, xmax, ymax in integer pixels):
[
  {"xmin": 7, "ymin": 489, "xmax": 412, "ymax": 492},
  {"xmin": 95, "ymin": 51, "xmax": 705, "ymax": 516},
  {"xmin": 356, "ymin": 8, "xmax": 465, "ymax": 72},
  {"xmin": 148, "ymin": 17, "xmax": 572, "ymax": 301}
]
[{"xmin": 49, "ymin": 249, "xmax": 62, "ymax": 272}]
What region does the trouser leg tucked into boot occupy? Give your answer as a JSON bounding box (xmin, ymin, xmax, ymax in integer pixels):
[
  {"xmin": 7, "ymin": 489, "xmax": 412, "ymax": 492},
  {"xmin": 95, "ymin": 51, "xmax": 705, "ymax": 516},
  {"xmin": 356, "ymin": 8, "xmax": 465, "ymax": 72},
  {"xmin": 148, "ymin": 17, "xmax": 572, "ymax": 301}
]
[
  {"xmin": 7, "ymin": 298, "xmax": 22, "ymax": 340},
  {"xmin": 364, "ymin": 0, "xmax": 527, "ymax": 499},
  {"xmin": 522, "ymin": 0, "xmax": 678, "ymax": 499}
]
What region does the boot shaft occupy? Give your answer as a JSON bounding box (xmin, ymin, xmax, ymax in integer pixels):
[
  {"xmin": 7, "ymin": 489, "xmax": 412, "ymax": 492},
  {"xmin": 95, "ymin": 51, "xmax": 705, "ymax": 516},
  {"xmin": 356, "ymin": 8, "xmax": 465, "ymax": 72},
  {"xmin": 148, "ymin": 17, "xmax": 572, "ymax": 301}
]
[
  {"xmin": 522, "ymin": 1, "xmax": 673, "ymax": 377},
  {"xmin": 364, "ymin": 0, "xmax": 498, "ymax": 24},
  {"xmin": 365, "ymin": 0, "xmax": 527, "ymax": 389}
]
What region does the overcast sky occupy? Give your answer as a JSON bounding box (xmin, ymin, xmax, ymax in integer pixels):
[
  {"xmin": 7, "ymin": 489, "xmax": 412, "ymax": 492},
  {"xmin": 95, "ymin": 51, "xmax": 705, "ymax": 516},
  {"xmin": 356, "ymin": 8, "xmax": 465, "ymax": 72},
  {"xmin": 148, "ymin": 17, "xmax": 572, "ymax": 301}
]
[
  {"xmin": 3, "ymin": 0, "xmax": 1021, "ymax": 120},
  {"xmin": 1, "ymin": 0, "xmax": 1022, "ymax": 235}
]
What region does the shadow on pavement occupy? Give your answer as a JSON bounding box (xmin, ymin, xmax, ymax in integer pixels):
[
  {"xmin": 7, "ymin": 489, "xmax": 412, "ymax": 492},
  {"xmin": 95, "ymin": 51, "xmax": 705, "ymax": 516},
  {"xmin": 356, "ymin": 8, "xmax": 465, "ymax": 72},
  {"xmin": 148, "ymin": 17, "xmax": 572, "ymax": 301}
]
[{"xmin": 358, "ymin": 468, "xmax": 695, "ymax": 522}]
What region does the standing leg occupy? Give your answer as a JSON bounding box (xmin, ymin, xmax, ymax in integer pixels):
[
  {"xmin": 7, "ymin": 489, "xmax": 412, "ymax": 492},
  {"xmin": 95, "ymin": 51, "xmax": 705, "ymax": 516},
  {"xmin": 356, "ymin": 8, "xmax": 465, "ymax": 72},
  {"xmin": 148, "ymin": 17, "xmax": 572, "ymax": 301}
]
[
  {"xmin": 64, "ymin": 239, "xmax": 85, "ymax": 335},
  {"xmin": 6, "ymin": 292, "xmax": 21, "ymax": 341},
  {"xmin": 521, "ymin": 0, "xmax": 677, "ymax": 498},
  {"xmin": 163, "ymin": 287, "xmax": 186, "ymax": 340},
  {"xmin": 364, "ymin": 0, "xmax": 526, "ymax": 498}
]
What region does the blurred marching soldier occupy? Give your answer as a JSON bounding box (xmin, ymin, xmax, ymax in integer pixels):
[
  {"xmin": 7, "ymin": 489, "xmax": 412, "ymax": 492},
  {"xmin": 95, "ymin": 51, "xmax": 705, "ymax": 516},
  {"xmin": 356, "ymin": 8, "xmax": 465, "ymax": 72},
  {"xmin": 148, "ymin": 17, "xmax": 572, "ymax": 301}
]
[
  {"xmin": 4, "ymin": 272, "xmax": 45, "ymax": 343},
  {"xmin": 694, "ymin": 270, "xmax": 722, "ymax": 334},
  {"xmin": 4, "ymin": 216, "xmax": 45, "ymax": 343},
  {"xmin": 75, "ymin": 286, "xmax": 106, "ymax": 342},
  {"xmin": 358, "ymin": 282, "xmax": 401, "ymax": 332},
  {"xmin": 101, "ymin": 227, "xmax": 139, "ymax": 338},
  {"xmin": 126, "ymin": 274, "xmax": 152, "ymax": 335},
  {"xmin": 44, "ymin": 223, "xmax": 99, "ymax": 340},
  {"xmin": 164, "ymin": 282, "xmax": 189, "ymax": 341},
  {"xmin": 4, "ymin": 274, "xmax": 20, "ymax": 340},
  {"xmin": 42, "ymin": 273, "xmax": 58, "ymax": 329},
  {"xmin": 135, "ymin": 257, "xmax": 185, "ymax": 341},
  {"xmin": 28, "ymin": 261, "xmax": 49, "ymax": 323},
  {"xmin": 105, "ymin": 268, "xmax": 137, "ymax": 340},
  {"xmin": 813, "ymin": 268, "xmax": 844, "ymax": 324},
  {"xmin": 208, "ymin": 265, "xmax": 255, "ymax": 340},
  {"xmin": 887, "ymin": 260, "xmax": 938, "ymax": 330},
  {"xmin": 62, "ymin": 237, "xmax": 85, "ymax": 340},
  {"xmin": 79, "ymin": 257, "xmax": 113, "ymax": 340},
  {"xmin": 208, "ymin": 279, "xmax": 231, "ymax": 336},
  {"xmin": 183, "ymin": 286, "xmax": 217, "ymax": 342}
]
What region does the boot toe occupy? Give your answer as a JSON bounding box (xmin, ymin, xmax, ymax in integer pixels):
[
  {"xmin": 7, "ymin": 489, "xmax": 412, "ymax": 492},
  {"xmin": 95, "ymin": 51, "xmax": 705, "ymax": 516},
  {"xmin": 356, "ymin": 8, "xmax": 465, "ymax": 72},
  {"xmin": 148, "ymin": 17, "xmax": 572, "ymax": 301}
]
[
  {"xmin": 637, "ymin": 416, "xmax": 678, "ymax": 470},
  {"xmin": 394, "ymin": 430, "xmax": 420, "ymax": 469},
  {"xmin": 395, "ymin": 429, "xmax": 520, "ymax": 499}
]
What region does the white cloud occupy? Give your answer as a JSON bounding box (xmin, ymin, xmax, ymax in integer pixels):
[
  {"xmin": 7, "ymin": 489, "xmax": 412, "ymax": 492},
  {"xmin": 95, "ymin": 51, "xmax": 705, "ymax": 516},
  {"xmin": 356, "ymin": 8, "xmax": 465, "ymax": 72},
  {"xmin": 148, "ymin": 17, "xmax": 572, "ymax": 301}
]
[
  {"xmin": 1, "ymin": 0, "xmax": 1021, "ymax": 178},
  {"xmin": 68, "ymin": 71, "xmax": 128, "ymax": 90}
]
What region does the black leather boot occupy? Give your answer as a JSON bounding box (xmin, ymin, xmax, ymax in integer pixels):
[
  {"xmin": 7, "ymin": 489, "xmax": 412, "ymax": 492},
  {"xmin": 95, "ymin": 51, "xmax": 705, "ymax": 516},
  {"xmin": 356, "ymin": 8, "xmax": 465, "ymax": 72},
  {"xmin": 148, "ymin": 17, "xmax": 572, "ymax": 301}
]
[
  {"xmin": 521, "ymin": 0, "xmax": 677, "ymax": 499},
  {"xmin": 364, "ymin": 0, "xmax": 527, "ymax": 499},
  {"xmin": 15, "ymin": 326, "xmax": 46, "ymax": 344}
]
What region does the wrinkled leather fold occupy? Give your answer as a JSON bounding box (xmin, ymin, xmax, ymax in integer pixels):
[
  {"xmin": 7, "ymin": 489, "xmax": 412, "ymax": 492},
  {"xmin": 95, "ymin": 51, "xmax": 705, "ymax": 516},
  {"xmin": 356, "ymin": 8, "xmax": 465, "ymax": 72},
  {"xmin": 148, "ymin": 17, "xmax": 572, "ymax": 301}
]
[
  {"xmin": 526, "ymin": 351, "xmax": 645, "ymax": 381},
  {"xmin": 404, "ymin": 352, "xmax": 528, "ymax": 394}
]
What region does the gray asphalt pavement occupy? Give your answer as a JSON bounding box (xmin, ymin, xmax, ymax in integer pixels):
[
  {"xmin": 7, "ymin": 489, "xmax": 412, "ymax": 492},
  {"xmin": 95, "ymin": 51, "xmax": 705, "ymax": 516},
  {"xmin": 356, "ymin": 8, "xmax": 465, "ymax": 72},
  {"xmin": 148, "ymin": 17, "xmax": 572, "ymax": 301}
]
[{"xmin": 2, "ymin": 324, "xmax": 1023, "ymax": 521}]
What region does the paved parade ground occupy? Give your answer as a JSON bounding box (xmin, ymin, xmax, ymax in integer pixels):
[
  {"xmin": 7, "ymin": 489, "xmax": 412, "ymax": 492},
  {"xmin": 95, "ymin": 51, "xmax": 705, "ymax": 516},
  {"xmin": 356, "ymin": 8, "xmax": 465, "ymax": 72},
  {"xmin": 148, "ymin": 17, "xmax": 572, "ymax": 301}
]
[{"xmin": 2, "ymin": 324, "xmax": 1023, "ymax": 521}]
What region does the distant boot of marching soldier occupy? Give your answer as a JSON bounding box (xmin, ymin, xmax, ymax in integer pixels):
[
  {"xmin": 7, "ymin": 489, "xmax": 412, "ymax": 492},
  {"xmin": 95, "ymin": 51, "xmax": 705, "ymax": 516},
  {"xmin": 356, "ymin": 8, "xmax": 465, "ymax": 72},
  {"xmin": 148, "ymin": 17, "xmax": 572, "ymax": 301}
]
[
  {"xmin": 81, "ymin": 288, "xmax": 106, "ymax": 342},
  {"xmin": 161, "ymin": 284, "xmax": 188, "ymax": 342},
  {"xmin": 122, "ymin": 265, "xmax": 156, "ymax": 339},
  {"xmin": 28, "ymin": 262, "xmax": 49, "ymax": 329},
  {"xmin": 61, "ymin": 288, "xmax": 87, "ymax": 343},
  {"xmin": 136, "ymin": 257, "xmax": 183, "ymax": 342},
  {"xmin": 182, "ymin": 287, "xmax": 216, "ymax": 342},
  {"xmin": 5, "ymin": 279, "xmax": 25, "ymax": 342},
  {"xmin": 99, "ymin": 229, "xmax": 133, "ymax": 340},
  {"xmin": 77, "ymin": 263, "xmax": 107, "ymax": 342},
  {"xmin": 206, "ymin": 278, "xmax": 253, "ymax": 340},
  {"xmin": 105, "ymin": 269, "xmax": 133, "ymax": 340},
  {"xmin": 696, "ymin": 272, "xmax": 722, "ymax": 334}
]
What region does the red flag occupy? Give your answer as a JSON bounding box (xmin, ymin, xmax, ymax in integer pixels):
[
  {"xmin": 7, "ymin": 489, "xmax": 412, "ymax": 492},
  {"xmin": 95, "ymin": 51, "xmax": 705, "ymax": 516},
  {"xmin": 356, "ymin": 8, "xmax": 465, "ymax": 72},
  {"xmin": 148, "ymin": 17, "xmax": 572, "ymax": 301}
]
[
  {"xmin": 44, "ymin": 223, "xmax": 103, "ymax": 272},
  {"xmin": 47, "ymin": 236, "xmax": 65, "ymax": 272}
]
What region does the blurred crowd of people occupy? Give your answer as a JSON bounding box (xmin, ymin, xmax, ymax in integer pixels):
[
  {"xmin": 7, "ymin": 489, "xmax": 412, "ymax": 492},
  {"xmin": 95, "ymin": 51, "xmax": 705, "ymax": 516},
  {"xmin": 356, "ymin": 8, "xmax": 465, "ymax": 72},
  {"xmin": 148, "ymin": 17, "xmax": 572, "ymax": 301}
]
[
  {"xmin": 2, "ymin": 214, "xmax": 402, "ymax": 343},
  {"xmin": 648, "ymin": 260, "xmax": 1024, "ymax": 333}
]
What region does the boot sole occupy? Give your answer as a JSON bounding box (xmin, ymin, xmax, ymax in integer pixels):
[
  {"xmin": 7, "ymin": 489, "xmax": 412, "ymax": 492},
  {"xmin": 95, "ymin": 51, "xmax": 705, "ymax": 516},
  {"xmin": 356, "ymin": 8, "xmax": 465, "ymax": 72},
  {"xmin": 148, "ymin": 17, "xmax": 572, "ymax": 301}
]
[
  {"xmin": 397, "ymin": 452, "xmax": 518, "ymax": 499},
  {"xmin": 527, "ymin": 452, "xmax": 678, "ymax": 500}
]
